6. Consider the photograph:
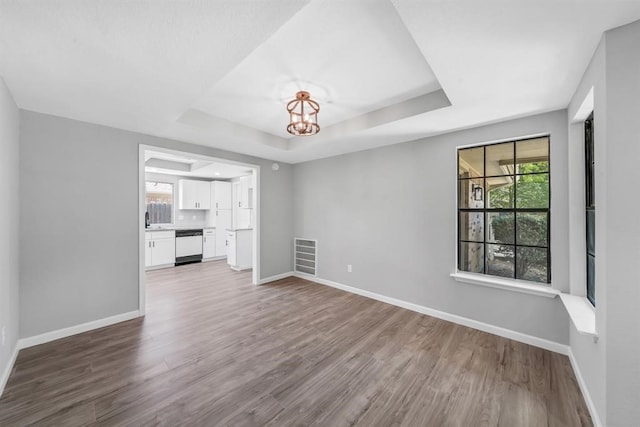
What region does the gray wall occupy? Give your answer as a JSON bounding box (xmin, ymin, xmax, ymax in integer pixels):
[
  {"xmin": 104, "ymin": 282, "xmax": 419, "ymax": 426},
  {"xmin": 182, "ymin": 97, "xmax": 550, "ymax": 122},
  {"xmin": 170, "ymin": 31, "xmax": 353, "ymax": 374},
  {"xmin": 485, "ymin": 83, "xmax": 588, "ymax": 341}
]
[
  {"xmin": 0, "ymin": 78, "xmax": 20, "ymax": 386},
  {"xmin": 567, "ymin": 35, "xmax": 607, "ymax": 425},
  {"xmin": 603, "ymin": 20, "xmax": 640, "ymax": 426},
  {"xmin": 567, "ymin": 19, "xmax": 640, "ymax": 427},
  {"xmin": 293, "ymin": 110, "xmax": 570, "ymax": 344},
  {"xmin": 19, "ymin": 111, "xmax": 293, "ymax": 338}
]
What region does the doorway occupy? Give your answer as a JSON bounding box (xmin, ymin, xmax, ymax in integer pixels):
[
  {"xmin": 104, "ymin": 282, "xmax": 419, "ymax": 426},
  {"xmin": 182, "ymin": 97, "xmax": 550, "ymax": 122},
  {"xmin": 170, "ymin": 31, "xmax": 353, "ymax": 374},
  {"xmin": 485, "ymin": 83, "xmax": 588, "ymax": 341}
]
[{"xmin": 137, "ymin": 145, "xmax": 260, "ymax": 315}]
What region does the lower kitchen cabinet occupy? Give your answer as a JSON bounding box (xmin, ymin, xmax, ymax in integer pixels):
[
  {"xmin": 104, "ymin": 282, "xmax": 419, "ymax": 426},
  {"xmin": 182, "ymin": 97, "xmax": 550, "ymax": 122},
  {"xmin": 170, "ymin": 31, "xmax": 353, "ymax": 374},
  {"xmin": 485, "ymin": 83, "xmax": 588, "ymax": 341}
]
[
  {"xmin": 214, "ymin": 210, "xmax": 231, "ymax": 257},
  {"xmin": 145, "ymin": 230, "xmax": 175, "ymax": 269},
  {"xmin": 203, "ymin": 228, "xmax": 216, "ymax": 259},
  {"xmin": 227, "ymin": 229, "xmax": 252, "ymax": 270}
]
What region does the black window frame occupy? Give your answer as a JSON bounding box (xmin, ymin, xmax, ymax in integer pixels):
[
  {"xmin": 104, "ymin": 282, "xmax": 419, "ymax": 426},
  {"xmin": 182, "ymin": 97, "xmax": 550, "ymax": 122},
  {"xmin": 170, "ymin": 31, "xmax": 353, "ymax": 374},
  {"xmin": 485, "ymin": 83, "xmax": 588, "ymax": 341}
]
[
  {"xmin": 457, "ymin": 136, "xmax": 551, "ymax": 284},
  {"xmin": 585, "ymin": 113, "xmax": 595, "ymax": 306}
]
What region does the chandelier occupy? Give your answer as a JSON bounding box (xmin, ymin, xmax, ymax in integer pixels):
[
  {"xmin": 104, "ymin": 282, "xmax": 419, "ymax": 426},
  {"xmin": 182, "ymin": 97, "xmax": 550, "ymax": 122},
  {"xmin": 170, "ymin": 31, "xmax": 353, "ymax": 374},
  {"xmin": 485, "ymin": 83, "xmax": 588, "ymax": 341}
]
[{"xmin": 286, "ymin": 91, "xmax": 320, "ymax": 136}]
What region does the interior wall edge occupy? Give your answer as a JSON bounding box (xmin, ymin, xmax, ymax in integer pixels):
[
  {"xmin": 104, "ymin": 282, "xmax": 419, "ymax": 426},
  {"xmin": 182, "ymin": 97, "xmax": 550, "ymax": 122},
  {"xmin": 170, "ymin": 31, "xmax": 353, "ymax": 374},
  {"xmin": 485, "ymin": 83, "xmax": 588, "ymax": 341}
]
[
  {"xmin": 0, "ymin": 344, "xmax": 19, "ymax": 398},
  {"xmin": 568, "ymin": 346, "xmax": 603, "ymax": 427},
  {"xmin": 0, "ymin": 76, "xmax": 21, "ymax": 401}
]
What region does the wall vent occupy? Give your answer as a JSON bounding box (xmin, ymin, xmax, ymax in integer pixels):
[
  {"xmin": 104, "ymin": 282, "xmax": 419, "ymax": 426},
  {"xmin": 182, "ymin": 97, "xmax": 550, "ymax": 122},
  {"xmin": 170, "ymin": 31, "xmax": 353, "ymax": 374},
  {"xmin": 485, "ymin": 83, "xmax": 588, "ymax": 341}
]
[{"xmin": 294, "ymin": 238, "xmax": 317, "ymax": 276}]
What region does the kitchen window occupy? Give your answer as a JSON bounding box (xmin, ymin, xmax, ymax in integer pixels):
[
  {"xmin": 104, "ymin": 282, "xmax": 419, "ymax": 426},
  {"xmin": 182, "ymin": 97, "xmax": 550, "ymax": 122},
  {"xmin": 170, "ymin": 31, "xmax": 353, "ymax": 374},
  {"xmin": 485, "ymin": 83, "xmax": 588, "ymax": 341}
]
[
  {"xmin": 457, "ymin": 136, "xmax": 551, "ymax": 284},
  {"xmin": 145, "ymin": 181, "xmax": 174, "ymax": 225}
]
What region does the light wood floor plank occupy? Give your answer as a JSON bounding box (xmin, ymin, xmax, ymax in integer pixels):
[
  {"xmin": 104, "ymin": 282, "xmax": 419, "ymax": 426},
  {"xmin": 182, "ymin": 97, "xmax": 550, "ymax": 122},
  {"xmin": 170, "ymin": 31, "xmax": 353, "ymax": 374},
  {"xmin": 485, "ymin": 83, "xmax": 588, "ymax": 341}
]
[{"xmin": 0, "ymin": 260, "xmax": 592, "ymax": 426}]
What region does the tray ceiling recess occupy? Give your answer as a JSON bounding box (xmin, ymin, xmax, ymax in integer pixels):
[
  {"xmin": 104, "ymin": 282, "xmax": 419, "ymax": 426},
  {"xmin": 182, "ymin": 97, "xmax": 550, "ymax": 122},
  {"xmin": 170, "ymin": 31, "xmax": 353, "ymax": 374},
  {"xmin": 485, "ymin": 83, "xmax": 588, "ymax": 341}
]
[
  {"xmin": 2, "ymin": 1, "xmax": 640, "ymax": 162},
  {"xmin": 144, "ymin": 151, "xmax": 252, "ymax": 180}
]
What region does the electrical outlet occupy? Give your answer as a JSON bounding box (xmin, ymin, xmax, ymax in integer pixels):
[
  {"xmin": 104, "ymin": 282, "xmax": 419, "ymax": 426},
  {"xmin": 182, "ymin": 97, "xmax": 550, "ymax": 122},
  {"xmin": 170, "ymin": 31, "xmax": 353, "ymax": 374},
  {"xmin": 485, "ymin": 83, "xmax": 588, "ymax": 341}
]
[
  {"xmin": 192, "ymin": 215, "xmax": 196, "ymax": 220},
  {"xmin": 178, "ymin": 215, "xmax": 184, "ymax": 220},
  {"xmin": 1, "ymin": 326, "xmax": 5, "ymax": 346},
  {"xmin": 347, "ymin": 264, "xmax": 352, "ymax": 273}
]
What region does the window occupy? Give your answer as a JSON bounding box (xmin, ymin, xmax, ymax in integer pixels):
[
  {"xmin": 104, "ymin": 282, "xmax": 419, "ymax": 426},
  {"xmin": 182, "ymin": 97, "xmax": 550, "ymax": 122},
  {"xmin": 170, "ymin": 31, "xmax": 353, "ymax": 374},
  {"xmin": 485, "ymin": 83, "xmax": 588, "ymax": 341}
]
[
  {"xmin": 457, "ymin": 136, "xmax": 550, "ymax": 284},
  {"xmin": 145, "ymin": 181, "xmax": 174, "ymax": 225},
  {"xmin": 585, "ymin": 113, "xmax": 595, "ymax": 306}
]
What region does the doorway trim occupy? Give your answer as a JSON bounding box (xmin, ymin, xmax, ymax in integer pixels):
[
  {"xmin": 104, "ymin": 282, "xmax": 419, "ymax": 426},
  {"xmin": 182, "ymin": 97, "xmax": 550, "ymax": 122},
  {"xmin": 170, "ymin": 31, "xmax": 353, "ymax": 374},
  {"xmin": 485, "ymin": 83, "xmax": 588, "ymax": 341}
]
[{"xmin": 138, "ymin": 144, "xmax": 261, "ymax": 315}]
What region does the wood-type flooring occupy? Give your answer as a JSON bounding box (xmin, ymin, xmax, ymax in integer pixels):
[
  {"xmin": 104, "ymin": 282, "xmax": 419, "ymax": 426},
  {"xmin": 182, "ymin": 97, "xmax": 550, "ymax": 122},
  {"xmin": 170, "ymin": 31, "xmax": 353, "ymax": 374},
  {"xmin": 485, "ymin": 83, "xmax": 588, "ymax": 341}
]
[{"xmin": 0, "ymin": 260, "xmax": 592, "ymax": 426}]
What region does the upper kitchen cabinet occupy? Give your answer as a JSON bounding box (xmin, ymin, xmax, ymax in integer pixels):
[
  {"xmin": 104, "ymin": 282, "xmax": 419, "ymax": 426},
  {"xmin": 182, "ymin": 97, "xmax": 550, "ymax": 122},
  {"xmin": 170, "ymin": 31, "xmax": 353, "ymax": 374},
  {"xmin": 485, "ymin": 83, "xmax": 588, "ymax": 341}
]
[
  {"xmin": 211, "ymin": 181, "xmax": 232, "ymax": 210},
  {"xmin": 178, "ymin": 179, "xmax": 211, "ymax": 210},
  {"xmin": 238, "ymin": 175, "xmax": 254, "ymax": 209}
]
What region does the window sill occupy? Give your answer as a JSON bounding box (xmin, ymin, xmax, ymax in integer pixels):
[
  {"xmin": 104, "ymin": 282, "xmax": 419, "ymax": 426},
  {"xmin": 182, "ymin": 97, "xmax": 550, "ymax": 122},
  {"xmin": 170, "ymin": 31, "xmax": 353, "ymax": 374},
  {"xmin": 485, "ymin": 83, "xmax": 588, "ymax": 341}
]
[
  {"xmin": 559, "ymin": 293, "xmax": 597, "ymax": 337},
  {"xmin": 450, "ymin": 272, "xmax": 560, "ymax": 298}
]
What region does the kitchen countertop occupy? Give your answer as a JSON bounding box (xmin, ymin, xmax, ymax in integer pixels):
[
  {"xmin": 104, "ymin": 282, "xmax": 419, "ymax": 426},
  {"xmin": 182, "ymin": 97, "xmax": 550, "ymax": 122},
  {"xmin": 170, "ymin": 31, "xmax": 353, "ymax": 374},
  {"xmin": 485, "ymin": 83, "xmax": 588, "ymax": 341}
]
[
  {"xmin": 226, "ymin": 228, "xmax": 253, "ymax": 232},
  {"xmin": 145, "ymin": 226, "xmax": 214, "ymax": 232}
]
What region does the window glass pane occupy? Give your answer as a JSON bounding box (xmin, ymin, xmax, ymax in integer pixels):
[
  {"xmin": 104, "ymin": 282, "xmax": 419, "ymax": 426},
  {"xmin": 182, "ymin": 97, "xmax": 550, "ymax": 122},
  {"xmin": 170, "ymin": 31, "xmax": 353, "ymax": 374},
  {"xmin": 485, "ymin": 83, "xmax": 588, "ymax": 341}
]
[
  {"xmin": 486, "ymin": 244, "xmax": 514, "ymax": 279},
  {"xmin": 485, "ymin": 142, "xmax": 514, "ymax": 177},
  {"xmin": 515, "ymin": 173, "xmax": 549, "ymax": 208},
  {"xmin": 459, "ymin": 146, "xmax": 484, "ymax": 178},
  {"xmin": 459, "ymin": 212, "xmax": 484, "ymax": 242},
  {"xmin": 145, "ymin": 181, "xmax": 174, "ymax": 224},
  {"xmin": 459, "ymin": 242, "xmax": 484, "ymax": 273},
  {"xmin": 587, "ymin": 254, "xmax": 595, "ymax": 304},
  {"xmin": 585, "ymin": 116, "xmax": 595, "ymax": 208},
  {"xmin": 516, "ymin": 212, "xmax": 548, "ymax": 247},
  {"xmin": 516, "ymin": 247, "xmax": 548, "ymax": 283},
  {"xmin": 586, "ymin": 209, "xmax": 595, "ymax": 256},
  {"xmin": 459, "ymin": 178, "xmax": 484, "ymax": 209},
  {"xmin": 516, "ymin": 137, "xmax": 549, "ymax": 173},
  {"xmin": 486, "ymin": 177, "xmax": 514, "ymax": 208},
  {"xmin": 487, "ymin": 212, "xmax": 514, "ymax": 244}
]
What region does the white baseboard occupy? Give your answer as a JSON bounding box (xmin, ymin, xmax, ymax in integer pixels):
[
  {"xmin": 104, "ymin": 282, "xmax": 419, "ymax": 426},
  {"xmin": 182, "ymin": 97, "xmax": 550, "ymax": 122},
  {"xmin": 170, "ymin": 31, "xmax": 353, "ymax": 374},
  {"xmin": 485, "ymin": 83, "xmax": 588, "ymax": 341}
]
[
  {"xmin": 258, "ymin": 271, "xmax": 294, "ymax": 285},
  {"xmin": 18, "ymin": 310, "xmax": 142, "ymax": 349},
  {"xmin": 0, "ymin": 343, "xmax": 20, "ymax": 397},
  {"xmin": 294, "ymin": 273, "xmax": 569, "ymax": 355},
  {"xmin": 203, "ymin": 256, "xmax": 227, "ymax": 262},
  {"xmin": 568, "ymin": 348, "xmax": 602, "ymax": 427}
]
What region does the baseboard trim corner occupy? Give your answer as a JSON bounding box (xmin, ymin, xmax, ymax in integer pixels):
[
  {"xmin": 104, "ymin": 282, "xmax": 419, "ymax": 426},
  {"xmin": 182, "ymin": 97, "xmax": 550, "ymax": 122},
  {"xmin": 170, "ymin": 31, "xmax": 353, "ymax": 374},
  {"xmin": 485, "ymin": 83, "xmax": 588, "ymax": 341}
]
[
  {"xmin": 295, "ymin": 273, "xmax": 569, "ymax": 356},
  {"xmin": 0, "ymin": 343, "xmax": 20, "ymax": 397},
  {"xmin": 568, "ymin": 347, "xmax": 602, "ymax": 427},
  {"xmin": 18, "ymin": 310, "xmax": 142, "ymax": 350},
  {"xmin": 258, "ymin": 271, "xmax": 294, "ymax": 285}
]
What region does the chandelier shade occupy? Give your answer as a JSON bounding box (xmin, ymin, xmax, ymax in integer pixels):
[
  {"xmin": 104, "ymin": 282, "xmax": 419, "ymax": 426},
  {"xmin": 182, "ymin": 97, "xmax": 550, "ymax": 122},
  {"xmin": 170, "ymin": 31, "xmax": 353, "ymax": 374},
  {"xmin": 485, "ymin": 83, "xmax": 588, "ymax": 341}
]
[{"xmin": 286, "ymin": 91, "xmax": 320, "ymax": 136}]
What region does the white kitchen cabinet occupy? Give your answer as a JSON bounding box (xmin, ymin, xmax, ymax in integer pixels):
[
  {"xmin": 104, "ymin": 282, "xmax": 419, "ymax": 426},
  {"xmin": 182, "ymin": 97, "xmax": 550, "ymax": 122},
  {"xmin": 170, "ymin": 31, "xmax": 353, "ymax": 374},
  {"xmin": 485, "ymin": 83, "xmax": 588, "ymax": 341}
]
[
  {"xmin": 238, "ymin": 175, "xmax": 253, "ymax": 209},
  {"xmin": 178, "ymin": 179, "xmax": 211, "ymax": 210},
  {"xmin": 211, "ymin": 181, "xmax": 232, "ymax": 210},
  {"xmin": 214, "ymin": 210, "xmax": 232, "ymax": 257},
  {"xmin": 145, "ymin": 233, "xmax": 152, "ymax": 266},
  {"xmin": 227, "ymin": 229, "xmax": 252, "ymax": 270},
  {"xmin": 145, "ymin": 230, "xmax": 175, "ymax": 269},
  {"xmin": 203, "ymin": 228, "xmax": 216, "ymax": 259}
]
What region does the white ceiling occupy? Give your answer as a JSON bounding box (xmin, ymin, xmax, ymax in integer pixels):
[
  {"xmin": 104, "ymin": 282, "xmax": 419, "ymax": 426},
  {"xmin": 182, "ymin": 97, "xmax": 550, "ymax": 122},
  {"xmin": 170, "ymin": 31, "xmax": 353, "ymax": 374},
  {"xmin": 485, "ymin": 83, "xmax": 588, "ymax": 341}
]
[
  {"xmin": 144, "ymin": 150, "xmax": 252, "ymax": 180},
  {"xmin": 2, "ymin": 0, "xmax": 640, "ymax": 164}
]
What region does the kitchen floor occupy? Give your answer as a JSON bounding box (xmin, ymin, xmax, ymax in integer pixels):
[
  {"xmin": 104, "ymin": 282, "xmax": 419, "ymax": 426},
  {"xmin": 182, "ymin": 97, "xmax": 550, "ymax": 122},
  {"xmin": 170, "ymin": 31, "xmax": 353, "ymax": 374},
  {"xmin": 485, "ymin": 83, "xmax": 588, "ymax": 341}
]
[{"xmin": 0, "ymin": 261, "xmax": 591, "ymax": 425}]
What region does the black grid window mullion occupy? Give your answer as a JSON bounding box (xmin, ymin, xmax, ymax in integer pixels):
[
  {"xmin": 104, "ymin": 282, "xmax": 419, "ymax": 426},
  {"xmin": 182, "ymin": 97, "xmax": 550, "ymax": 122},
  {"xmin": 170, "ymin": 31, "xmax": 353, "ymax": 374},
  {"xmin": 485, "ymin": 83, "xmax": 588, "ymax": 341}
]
[
  {"xmin": 483, "ymin": 146, "xmax": 487, "ymax": 274},
  {"xmin": 512, "ymin": 142, "xmax": 517, "ymax": 279}
]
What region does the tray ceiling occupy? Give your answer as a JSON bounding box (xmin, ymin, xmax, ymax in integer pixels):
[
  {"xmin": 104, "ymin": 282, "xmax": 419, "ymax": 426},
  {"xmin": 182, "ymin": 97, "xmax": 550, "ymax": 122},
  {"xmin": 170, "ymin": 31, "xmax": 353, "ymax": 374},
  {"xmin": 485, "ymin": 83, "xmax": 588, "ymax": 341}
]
[{"xmin": 1, "ymin": 0, "xmax": 640, "ymax": 163}]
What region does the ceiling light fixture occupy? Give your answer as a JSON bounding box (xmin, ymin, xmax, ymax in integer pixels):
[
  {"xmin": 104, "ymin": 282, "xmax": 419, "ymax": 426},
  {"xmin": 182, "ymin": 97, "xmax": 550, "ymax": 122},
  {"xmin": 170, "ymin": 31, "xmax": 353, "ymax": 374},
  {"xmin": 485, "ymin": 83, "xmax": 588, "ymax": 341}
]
[{"xmin": 286, "ymin": 91, "xmax": 320, "ymax": 136}]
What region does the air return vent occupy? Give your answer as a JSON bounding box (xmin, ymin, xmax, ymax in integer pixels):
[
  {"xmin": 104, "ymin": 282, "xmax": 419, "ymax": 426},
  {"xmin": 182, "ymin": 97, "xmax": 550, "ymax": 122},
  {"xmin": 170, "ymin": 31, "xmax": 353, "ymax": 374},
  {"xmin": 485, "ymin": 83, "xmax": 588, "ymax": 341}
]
[{"xmin": 294, "ymin": 238, "xmax": 317, "ymax": 276}]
